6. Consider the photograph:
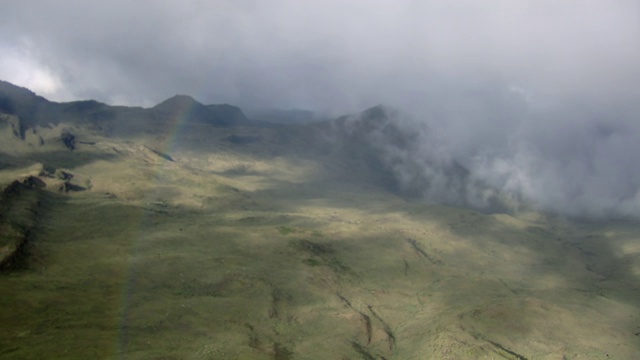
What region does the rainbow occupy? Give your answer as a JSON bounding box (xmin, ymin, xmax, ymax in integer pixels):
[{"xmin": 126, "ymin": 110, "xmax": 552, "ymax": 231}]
[{"xmin": 114, "ymin": 101, "xmax": 200, "ymax": 356}]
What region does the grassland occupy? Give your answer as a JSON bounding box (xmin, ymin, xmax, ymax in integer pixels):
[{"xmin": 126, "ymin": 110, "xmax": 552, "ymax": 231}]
[{"xmin": 1, "ymin": 122, "xmax": 639, "ymax": 359}]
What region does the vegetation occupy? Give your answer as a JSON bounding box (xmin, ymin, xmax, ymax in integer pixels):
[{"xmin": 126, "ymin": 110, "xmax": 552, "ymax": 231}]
[{"xmin": 0, "ymin": 82, "xmax": 639, "ymax": 358}]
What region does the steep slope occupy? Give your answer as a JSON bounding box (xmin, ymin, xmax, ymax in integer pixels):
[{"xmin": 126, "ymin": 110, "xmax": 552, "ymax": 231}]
[{"xmin": 0, "ymin": 176, "xmax": 47, "ymax": 270}]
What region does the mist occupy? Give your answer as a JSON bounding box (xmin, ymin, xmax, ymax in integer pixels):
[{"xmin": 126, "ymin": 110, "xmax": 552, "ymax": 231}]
[{"xmin": 1, "ymin": 0, "xmax": 639, "ymax": 218}]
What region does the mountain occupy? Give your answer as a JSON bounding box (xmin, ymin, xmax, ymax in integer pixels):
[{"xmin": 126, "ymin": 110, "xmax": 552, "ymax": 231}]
[
  {"xmin": 0, "ymin": 82, "xmax": 454, "ymax": 206},
  {"xmin": 245, "ymin": 108, "xmax": 320, "ymax": 124},
  {"xmin": 0, "ymin": 80, "xmax": 248, "ymax": 140},
  {"xmin": 0, "ymin": 80, "xmax": 50, "ymax": 117},
  {"xmin": 1, "ymin": 80, "xmax": 639, "ymax": 359},
  {"xmin": 0, "ymin": 81, "xmax": 515, "ymax": 212},
  {"xmin": 153, "ymin": 94, "xmax": 247, "ymax": 126}
]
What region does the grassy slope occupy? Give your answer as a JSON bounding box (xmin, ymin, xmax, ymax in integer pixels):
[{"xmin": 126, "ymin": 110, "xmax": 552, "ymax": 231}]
[{"xmin": 0, "ymin": 122, "xmax": 639, "ymax": 359}]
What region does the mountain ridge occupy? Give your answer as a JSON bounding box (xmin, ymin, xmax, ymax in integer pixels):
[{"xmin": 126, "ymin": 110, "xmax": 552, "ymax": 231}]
[
  {"xmin": 0, "ymin": 81, "xmax": 249, "ymax": 138},
  {"xmin": 0, "ymin": 80, "xmax": 512, "ymax": 214},
  {"xmin": 1, "ymin": 80, "xmax": 640, "ymax": 359}
]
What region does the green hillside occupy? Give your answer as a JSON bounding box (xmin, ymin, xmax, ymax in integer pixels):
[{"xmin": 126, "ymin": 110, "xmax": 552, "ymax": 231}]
[{"xmin": 1, "ymin": 81, "xmax": 639, "ymax": 359}]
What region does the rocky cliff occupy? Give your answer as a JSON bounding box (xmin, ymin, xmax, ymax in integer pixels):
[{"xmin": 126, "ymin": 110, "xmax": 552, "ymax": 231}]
[{"xmin": 0, "ymin": 176, "xmax": 47, "ymax": 270}]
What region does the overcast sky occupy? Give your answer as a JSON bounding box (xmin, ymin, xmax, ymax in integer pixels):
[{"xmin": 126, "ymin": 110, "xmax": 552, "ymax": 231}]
[{"xmin": 2, "ymin": 1, "xmax": 640, "ymax": 217}]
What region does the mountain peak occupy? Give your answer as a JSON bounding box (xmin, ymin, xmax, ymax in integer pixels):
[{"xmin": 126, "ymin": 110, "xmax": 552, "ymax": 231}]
[
  {"xmin": 153, "ymin": 94, "xmax": 203, "ymax": 111},
  {"xmin": 0, "ymin": 80, "xmax": 49, "ymax": 115},
  {"xmin": 0, "ymin": 80, "xmax": 38, "ymax": 97},
  {"xmin": 151, "ymin": 95, "xmax": 248, "ymax": 125},
  {"xmin": 360, "ymin": 104, "xmax": 399, "ymax": 119}
]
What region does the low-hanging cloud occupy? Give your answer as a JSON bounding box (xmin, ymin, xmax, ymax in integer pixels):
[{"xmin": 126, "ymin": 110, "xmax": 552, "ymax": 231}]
[{"xmin": 1, "ymin": 0, "xmax": 639, "ymax": 218}]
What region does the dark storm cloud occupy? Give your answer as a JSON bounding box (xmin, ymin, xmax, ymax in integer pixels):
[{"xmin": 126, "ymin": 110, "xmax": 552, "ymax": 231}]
[{"xmin": 1, "ymin": 1, "xmax": 640, "ymax": 217}]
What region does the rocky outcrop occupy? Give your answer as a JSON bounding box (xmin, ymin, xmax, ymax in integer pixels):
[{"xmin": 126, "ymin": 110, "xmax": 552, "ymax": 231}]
[
  {"xmin": 38, "ymin": 165, "xmax": 90, "ymax": 192},
  {"xmin": 0, "ymin": 113, "xmax": 22, "ymax": 139},
  {"xmin": 0, "ymin": 165, "xmax": 88, "ymax": 270},
  {"xmin": 60, "ymin": 131, "xmax": 76, "ymax": 150},
  {"xmin": 0, "ymin": 176, "xmax": 47, "ymax": 270}
]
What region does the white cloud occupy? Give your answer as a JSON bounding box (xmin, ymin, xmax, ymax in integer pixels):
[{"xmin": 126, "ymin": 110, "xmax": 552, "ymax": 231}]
[
  {"xmin": 1, "ymin": 0, "xmax": 639, "ymax": 217},
  {"xmin": 0, "ymin": 40, "xmax": 71, "ymax": 101}
]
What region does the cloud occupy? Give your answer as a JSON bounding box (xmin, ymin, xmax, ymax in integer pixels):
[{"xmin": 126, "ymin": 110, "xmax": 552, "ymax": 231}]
[
  {"xmin": 2, "ymin": 1, "xmax": 638, "ymax": 109},
  {"xmin": 1, "ymin": 0, "xmax": 640, "ymax": 217},
  {"xmin": 0, "ymin": 40, "xmax": 70, "ymax": 100}
]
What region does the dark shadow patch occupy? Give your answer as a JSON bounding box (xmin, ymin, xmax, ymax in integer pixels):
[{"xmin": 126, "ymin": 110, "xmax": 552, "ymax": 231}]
[
  {"xmin": 0, "ymin": 178, "xmax": 51, "ymax": 272},
  {"xmin": 175, "ymin": 274, "xmax": 250, "ymax": 298},
  {"xmin": 60, "ymin": 131, "xmax": 76, "ymax": 150},
  {"xmin": 292, "ymin": 239, "xmax": 334, "ymax": 256},
  {"xmin": 291, "ymin": 239, "xmax": 350, "ymax": 274},
  {"xmin": 367, "ymin": 305, "xmax": 396, "ymax": 351},
  {"xmin": 226, "ymin": 134, "xmax": 261, "ymax": 144},
  {"xmin": 273, "ymin": 342, "xmax": 294, "ymax": 360},
  {"xmin": 405, "ymin": 238, "xmax": 440, "ymax": 264},
  {"xmin": 148, "ymin": 148, "xmax": 175, "ymax": 162},
  {"xmin": 471, "ymin": 332, "xmax": 528, "ymax": 360},
  {"xmin": 245, "ymin": 323, "xmax": 262, "ymax": 350},
  {"xmin": 350, "ymin": 341, "xmax": 377, "ymax": 360}
]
